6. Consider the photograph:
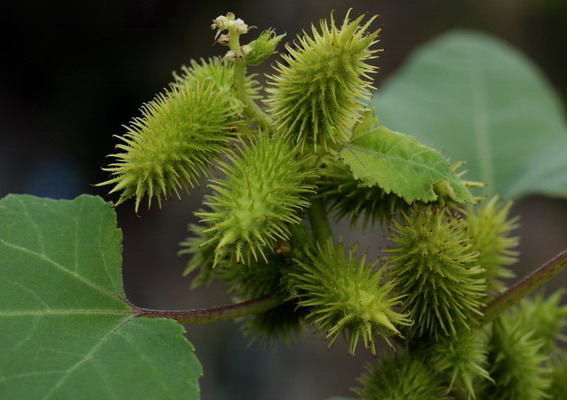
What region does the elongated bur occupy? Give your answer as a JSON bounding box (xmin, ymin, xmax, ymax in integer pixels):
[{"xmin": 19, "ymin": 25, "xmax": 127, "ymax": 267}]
[
  {"xmin": 98, "ymin": 58, "xmax": 259, "ymax": 211},
  {"xmin": 266, "ymin": 10, "xmax": 381, "ymax": 153},
  {"xmin": 465, "ymin": 197, "xmax": 519, "ymax": 293},
  {"xmin": 387, "ymin": 207, "xmax": 486, "ymax": 339},
  {"xmin": 197, "ymin": 135, "xmax": 314, "ymax": 264}
]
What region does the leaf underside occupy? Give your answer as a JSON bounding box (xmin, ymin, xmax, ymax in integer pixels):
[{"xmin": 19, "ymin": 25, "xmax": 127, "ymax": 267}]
[
  {"xmin": 372, "ymin": 30, "xmax": 567, "ymax": 199},
  {"xmin": 0, "ymin": 195, "xmax": 201, "ymax": 400}
]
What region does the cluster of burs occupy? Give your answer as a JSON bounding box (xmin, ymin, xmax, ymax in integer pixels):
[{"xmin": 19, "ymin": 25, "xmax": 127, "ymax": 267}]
[{"xmin": 98, "ymin": 11, "xmax": 567, "ymax": 400}]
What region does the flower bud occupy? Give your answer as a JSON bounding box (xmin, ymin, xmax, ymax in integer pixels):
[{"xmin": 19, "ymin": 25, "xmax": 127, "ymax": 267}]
[{"xmin": 243, "ymin": 29, "xmax": 285, "ymax": 66}]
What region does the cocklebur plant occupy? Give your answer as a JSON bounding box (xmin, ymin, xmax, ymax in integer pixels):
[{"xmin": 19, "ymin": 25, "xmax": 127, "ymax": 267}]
[
  {"xmin": 96, "ymin": 9, "xmax": 567, "ymax": 399},
  {"xmin": 2, "ymin": 9, "xmax": 567, "ymax": 400}
]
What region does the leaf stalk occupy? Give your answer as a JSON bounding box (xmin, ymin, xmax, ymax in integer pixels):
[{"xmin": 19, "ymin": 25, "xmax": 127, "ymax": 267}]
[{"xmin": 133, "ymin": 295, "xmax": 282, "ymax": 324}]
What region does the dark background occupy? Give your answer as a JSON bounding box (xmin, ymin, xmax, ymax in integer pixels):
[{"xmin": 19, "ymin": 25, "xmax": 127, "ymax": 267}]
[{"xmin": 1, "ymin": 1, "xmax": 567, "ymax": 399}]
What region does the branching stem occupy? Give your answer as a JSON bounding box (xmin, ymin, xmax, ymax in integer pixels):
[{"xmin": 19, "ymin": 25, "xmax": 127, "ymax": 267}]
[
  {"xmin": 481, "ymin": 247, "xmax": 567, "ymax": 325},
  {"xmin": 133, "ymin": 295, "xmax": 282, "ymax": 325}
]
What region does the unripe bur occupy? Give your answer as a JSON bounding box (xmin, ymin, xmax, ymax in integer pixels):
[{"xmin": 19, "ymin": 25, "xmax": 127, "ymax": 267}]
[
  {"xmin": 482, "ymin": 317, "xmax": 551, "ymax": 400},
  {"xmin": 355, "ymin": 356, "xmax": 446, "ymax": 400},
  {"xmin": 243, "ymin": 29, "xmax": 285, "ymax": 66},
  {"xmin": 387, "ymin": 207, "xmax": 486, "ymax": 339},
  {"xmin": 428, "ymin": 331, "xmax": 490, "ymax": 399},
  {"xmin": 197, "ymin": 135, "xmax": 314, "ymax": 265},
  {"xmin": 266, "ymin": 10, "xmax": 381, "ymax": 153},
  {"xmin": 98, "ymin": 58, "xmax": 259, "ymax": 212},
  {"xmin": 465, "ymin": 197, "xmax": 519, "ymax": 293},
  {"xmin": 289, "ymin": 240, "xmax": 411, "ymax": 355}
]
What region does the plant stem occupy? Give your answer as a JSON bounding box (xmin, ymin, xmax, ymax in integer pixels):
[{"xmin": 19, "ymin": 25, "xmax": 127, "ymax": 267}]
[
  {"xmin": 233, "ymin": 60, "xmax": 272, "ymax": 130},
  {"xmin": 227, "ymin": 25, "xmax": 272, "ymax": 131},
  {"xmin": 133, "ymin": 295, "xmax": 281, "ymax": 324},
  {"xmin": 481, "ymin": 247, "xmax": 567, "ymax": 325},
  {"xmin": 307, "ymin": 196, "xmax": 333, "ymax": 244}
]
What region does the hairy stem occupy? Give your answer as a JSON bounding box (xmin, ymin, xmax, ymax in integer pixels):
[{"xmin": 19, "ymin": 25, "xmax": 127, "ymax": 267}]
[
  {"xmin": 481, "ymin": 247, "xmax": 567, "ymax": 325},
  {"xmin": 133, "ymin": 295, "xmax": 282, "ymax": 324},
  {"xmin": 307, "ymin": 196, "xmax": 333, "ymax": 244}
]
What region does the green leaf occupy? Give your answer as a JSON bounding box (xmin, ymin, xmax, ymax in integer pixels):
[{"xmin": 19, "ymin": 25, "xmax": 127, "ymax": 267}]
[
  {"xmin": 372, "ymin": 31, "xmax": 567, "ymax": 199},
  {"xmin": 0, "ymin": 194, "xmax": 201, "ymax": 399},
  {"xmin": 339, "ymin": 125, "xmax": 474, "ymax": 204}
]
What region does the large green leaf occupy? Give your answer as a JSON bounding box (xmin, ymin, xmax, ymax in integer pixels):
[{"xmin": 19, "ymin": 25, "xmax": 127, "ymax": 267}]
[
  {"xmin": 0, "ymin": 195, "xmax": 201, "ymax": 399},
  {"xmin": 372, "ymin": 31, "xmax": 567, "ymax": 199},
  {"xmin": 339, "ymin": 125, "xmax": 474, "ymax": 204}
]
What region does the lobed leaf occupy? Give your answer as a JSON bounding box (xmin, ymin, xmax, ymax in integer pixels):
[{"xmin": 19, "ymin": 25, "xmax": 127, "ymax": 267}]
[
  {"xmin": 0, "ymin": 195, "xmax": 201, "ymax": 399},
  {"xmin": 339, "ymin": 124, "xmax": 474, "ymax": 204}
]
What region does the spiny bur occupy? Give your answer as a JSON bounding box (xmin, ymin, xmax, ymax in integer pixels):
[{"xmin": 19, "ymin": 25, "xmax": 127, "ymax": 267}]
[
  {"xmin": 197, "ymin": 135, "xmax": 314, "ymax": 265},
  {"xmin": 242, "ymin": 29, "xmax": 286, "ymax": 66},
  {"xmin": 98, "ymin": 58, "xmax": 260, "ymax": 212},
  {"xmin": 355, "ymin": 356, "xmax": 446, "ymax": 400},
  {"xmin": 218, "ymin": 253, "xmax": 303, "ymax": 345},
  {"xmin": 289, "ymin": 240, "xmax": 411, "ymax": 355},
  {"xmin": 465, "ymin": 197, "xmax": 519, "ymax": 293},
  {"xmin": 428, "ymin": 331, "xmax": 491, "ymax": 399},
  {"xmin": 173, "ymin": 57, "xmax": 261, "ymax": 111},
  {"xmin": 266, "ymin": 10, "xmax": 381, "ymax": 153},
  {"xmin": 511, "ymin": 291, "xmax": 567, "ymax": 351},
  {"xmin": 482, "ymin": 317, "xmax": 551, "ymax": 400},
  {"xmin": 203, "ymin": 224, "xmax": 311, "ymax": 345},
  {"xmin": 387, "ymin": 207, "xmax": 486, "ymax": 339}
]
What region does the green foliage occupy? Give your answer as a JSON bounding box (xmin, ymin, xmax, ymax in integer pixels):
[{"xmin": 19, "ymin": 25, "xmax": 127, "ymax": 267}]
[
  {"xmin": 266, "ymin": 11, "xmax": 380, "ymax": 152},
  {"xmin": 372, "ymin": 31, "xmax": 567, "ymax": 198},
  {"xmin": 428, "ymin": 331, "xmax": 490, "ymax": 399},
  {"xmin": 319, "ymin": 158, "xmax": 411, "ymax": 228},
  {"xmin": 196, "ymin": 135, "xmax": 314, "ymax": 264},
  {"xmin": 289, "ymin": 240, "xmax": 411, "ymax": 355},
  {"xmin": 387, "ymin": 207, "xmax": 486, "ymax": 339},
  {"xmin": 339, "ymin": 124, "xmax": 476, "ymax": 204},
  {"xmin": 243, "ymin": 29, "xmax": 285, "ymax": 65},
  {"xmin": 354, "ymin": 356, "xmax": 446, "ymax": 400},
  {"xmin": 465, "ymin": 197, "xmax": 519, "ymax": 292},
  {"xmin": 483, "ymin": 318, "xmax": 551, "ymax": 400},
  {"xmin": 0, "ymin": 195, "xmax": 201, "ymax": 398}
]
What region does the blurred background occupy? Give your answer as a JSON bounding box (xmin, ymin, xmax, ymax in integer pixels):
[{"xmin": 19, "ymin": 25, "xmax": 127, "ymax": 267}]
[{"xmin": 1, "ymin": 1, "xmax": 566, "ymax": 399}]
